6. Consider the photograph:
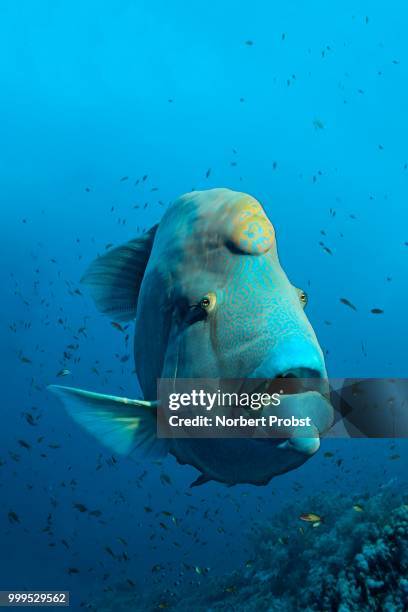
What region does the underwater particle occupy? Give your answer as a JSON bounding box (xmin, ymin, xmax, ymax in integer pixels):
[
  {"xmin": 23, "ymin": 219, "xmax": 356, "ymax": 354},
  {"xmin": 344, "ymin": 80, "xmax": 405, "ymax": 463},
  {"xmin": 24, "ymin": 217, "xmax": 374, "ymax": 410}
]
[
  {"xmin": 340, "ymin": 297, "xmax": 357, "ymax": 311},
  {"xmin": 353, "ymin": 504, "xmax": 364, "ymax": 512},
  {"xmin": 89, "ymin": 510, "xmax": 102, "ymax": 517},
  {"xmin": 57, "ymin": 369, "xmax": 71, "ymax": 377},
  {"xmin": 299, "ymin": 513, "xmax": 322, "ymax": 524},
  {"xmin": 313, "ymin": 119, "xmax": 325, "ymax": 130},
  {"xmin": 371, "ymin": 308, "xmax": 384, "ymax": 314}
]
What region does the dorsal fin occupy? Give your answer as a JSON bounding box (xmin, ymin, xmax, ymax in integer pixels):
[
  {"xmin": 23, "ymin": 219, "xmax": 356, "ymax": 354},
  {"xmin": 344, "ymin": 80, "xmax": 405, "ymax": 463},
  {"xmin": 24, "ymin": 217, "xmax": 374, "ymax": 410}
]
[{"xmin": 81, "ymin": 224, "xmax": 158, "ymax": 321}]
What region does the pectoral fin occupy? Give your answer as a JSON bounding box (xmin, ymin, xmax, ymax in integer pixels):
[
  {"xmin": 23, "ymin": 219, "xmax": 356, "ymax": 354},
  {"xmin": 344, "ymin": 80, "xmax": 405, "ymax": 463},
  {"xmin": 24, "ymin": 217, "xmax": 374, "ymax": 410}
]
[
  {"xmin": 48, "ymin": 385, "xmax": 168, "ymax": 459},
  {"xmin": 81, "ymin": 224, "xmax": 158, "ymax": 321},
  {"xmin": 190, "ymin": 473, "xmax": 212, "ymax": 488}
]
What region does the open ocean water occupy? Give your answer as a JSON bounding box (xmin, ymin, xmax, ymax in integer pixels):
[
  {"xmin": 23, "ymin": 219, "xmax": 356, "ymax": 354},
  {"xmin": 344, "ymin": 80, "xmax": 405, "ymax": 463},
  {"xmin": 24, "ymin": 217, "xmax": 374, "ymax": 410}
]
[{"xmin": 2, "ymin": 1, "xmax": 408, "ymax": 610}]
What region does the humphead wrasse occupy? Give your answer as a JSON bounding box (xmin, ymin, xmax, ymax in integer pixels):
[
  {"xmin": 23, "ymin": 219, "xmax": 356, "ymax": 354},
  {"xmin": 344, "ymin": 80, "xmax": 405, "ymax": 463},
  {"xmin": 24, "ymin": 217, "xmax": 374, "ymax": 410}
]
[{"xmin": 49, "ymin": 188, "xmax": 333, "ymax": 486}]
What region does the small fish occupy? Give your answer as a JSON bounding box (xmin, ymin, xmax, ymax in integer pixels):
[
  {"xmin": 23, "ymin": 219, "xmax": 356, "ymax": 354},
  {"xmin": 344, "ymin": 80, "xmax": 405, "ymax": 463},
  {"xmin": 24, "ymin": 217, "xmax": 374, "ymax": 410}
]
[
  {"xmin": 89, "ymin": 510, "xmax": 102, "ymax": 517},
  {"xmin": 111, "ymin": 321, "xmax": 124, "ymax": 332},
  {"xmin": 313, "ymin": 119, "xmax": 325, "ymax": 130},
  {"xmin": 299, "ymin": 513, "xmax": 322, "ymax": 524},
  {"xmin": 245, "ymin": 40, "xmax": 253, "ymax": 46},
  {"xmin": 67, "ymin": 567, "xmax": 79, "ymax": 575},
  {"xmin": 160, "ymin": 473, "xmax": 172, "ymax": 486},
  {"xmin": 340, "ymin": 297, "xmax": 357, "ymax": 311},
  {"xmin": 8, "ymin": 511, "xmax": 20, "ymax": 524},
  {"xmin": 371, "ymin": 308, "xmax": 384, "ymax": 314},
  {"xmin": 73, "ymin": 503, "xmax": 88, "ymax": 513},
  {"xmin": 117, "ymin": 537, "xmax": 128, "ymax": 546},
  {"xmin": 324, "ymin": 451, "xmax": 334, "ymax": 458},
  {"xmin": 353, "ymin": 504, "xmax": 364, "ymax": 512},
  {"xmin": 18, "ymin": 440, "xmax": 31, "ymax": 450},
  {"xmin": 57, "ymin": 369, "xmax": 71, "ymax": 377}
]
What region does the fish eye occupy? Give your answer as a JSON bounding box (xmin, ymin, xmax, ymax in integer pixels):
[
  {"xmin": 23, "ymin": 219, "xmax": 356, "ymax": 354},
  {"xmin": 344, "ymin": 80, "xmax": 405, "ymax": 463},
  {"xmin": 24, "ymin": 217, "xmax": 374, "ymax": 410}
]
[
  {"xmin": 199, "ymin": 292, "xmax": 216, "ymax": 312},
  {"xmin": 295, "ymin": 287, "xmax": 308, "ymax": 308},
  {"xmin": 299, "ymin": 291, "xmax": 308, "ymax": 306}
]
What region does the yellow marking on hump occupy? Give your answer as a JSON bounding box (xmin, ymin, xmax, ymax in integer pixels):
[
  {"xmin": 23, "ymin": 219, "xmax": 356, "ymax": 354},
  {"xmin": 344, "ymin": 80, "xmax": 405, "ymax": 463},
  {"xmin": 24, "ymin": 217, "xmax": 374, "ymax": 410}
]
[{"xmin": 228, "ymin": 196, "xmax": 275, "ymax": 254}]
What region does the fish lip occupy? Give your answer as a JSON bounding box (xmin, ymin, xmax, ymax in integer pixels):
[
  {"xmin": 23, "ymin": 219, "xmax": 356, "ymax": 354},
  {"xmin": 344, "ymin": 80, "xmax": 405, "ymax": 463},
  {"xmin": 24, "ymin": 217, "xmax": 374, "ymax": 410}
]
[{"xmin": 242, "ymin": 376, "xmax": 330, "ymax": 402}]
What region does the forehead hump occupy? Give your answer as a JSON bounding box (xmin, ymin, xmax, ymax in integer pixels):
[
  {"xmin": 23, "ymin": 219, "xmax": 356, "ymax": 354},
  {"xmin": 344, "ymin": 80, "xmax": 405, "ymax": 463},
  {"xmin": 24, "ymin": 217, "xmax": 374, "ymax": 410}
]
[
  {"xmin": 226, "ymin": 194, "xmax": 275, "ymax": 255},
  {"xmin": 176, "ymin": 188, "xmax": 275, "ymax": 255}
]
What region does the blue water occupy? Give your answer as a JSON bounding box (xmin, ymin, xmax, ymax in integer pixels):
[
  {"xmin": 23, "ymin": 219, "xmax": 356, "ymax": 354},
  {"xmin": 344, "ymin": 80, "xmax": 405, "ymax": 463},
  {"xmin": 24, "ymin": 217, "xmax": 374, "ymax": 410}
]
[{"xmin": 2, "ymin": 1, "xmax": 407, "ymax": 609}]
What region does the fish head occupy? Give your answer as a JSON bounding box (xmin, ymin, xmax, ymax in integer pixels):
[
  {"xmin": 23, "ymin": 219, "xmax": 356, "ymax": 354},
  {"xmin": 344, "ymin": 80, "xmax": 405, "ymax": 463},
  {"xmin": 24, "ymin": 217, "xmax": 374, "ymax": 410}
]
[{"xmin": 137, "ymin": 188, "xmax": 327, "ymax": 384}]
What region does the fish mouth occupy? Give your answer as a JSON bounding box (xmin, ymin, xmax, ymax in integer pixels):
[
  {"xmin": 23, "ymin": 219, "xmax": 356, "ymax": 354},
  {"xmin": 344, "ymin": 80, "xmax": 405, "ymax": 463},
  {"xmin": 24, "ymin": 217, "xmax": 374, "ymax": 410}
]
[
  {"xmin": 239, "ymin": 369, "xmax": 333, "ymax": 453},
  {"xmin": 243, "ymin": 367, "xmax": 330, "ymax": 401}
]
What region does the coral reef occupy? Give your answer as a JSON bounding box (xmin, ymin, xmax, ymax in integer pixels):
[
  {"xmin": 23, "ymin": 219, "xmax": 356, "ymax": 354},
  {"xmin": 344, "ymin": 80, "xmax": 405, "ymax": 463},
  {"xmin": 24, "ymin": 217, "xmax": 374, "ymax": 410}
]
[{"xmin": 90, "ymin": 486, "xmax": 408, "ymax": 611}]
